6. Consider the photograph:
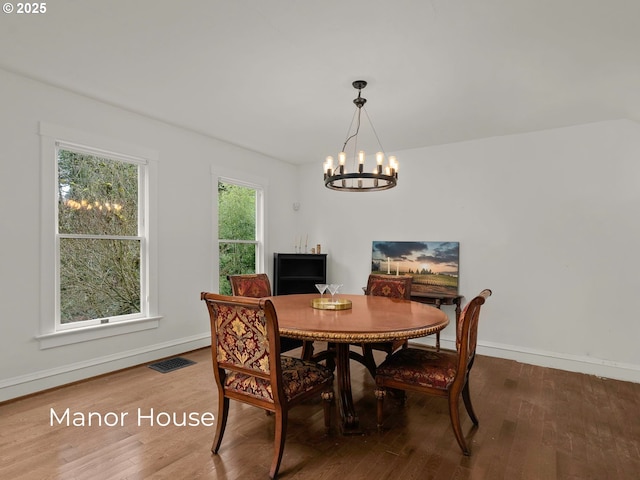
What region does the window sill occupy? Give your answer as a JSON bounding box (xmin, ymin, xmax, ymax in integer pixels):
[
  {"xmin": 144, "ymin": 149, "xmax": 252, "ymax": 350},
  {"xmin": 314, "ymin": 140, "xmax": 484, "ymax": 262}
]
[{"xmin": 36, "ymin": 316, "xmax": 162, "ymax": 349}]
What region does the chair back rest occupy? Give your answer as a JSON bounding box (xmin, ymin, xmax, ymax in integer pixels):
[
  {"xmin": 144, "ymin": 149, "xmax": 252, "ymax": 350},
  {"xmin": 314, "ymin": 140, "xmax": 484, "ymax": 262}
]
[
  {"xmin": 455, "ymin": 289, "xmax": 492, "ymax": 372},
  {"xmin": 228, "ymin": 273, "xmax": 272, "ymax": 298},
  {"xmin": 365, "ymin": 274, "xmax": 413, "ymax": 299},
  {"xmin": 201, "ymin": 292, "xmax": 284, "ymax": 404}
]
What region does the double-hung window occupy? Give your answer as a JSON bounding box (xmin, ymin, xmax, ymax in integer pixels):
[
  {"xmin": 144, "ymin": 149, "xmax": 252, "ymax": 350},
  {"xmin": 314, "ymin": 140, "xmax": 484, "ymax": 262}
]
[
  {"xmin": 39, "ymin": 123, "xmax": 159, "ymax": 348},
  {"xmin": 56, "ymin": 144, "xmax": 145, "ymax": 327},
  {"xmin": 217, "ymin": 178, "xmax": 264, "ymax": 295}
]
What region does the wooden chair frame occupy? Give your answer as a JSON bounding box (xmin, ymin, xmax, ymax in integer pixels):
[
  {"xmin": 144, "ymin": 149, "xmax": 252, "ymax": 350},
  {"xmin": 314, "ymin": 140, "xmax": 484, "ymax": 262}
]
[
  {"xmin": 375, "ymin": 289, "xmax": 492, "ymax": 455},
  {"xmin": 202, "ymin": 293, "xmax": 334, "ymax": 479}
]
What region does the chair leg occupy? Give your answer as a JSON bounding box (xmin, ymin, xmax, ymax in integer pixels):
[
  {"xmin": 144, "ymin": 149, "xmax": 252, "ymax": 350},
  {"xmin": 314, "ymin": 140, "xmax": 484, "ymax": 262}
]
[
  {"xmin": 321, "ymin": 390, "xmax": 334, "ymax": 432},
  {"xmin": 269, "ymin": 410, "xmax": 288, "ymax": 479},
  {"xmin": 301, "ymin": 340, "xmax": 314, "ymax": 361},
  {"xmin": 375, "ymin": 388, "xmax": 386, "ymax": 428},
  {"xmin": 462, "ymin": 379, "xmax": 478, "ymax": 425},
  {"xmin": 362, "ymin": 344, "xmax": 377, "ymax": 378},
  {"xmin": 448, "ymin": 393, "xmax": 470, "ymax": 456},
  {"xmin": 212, "ymin": 396, "xmax": 229, "ymax": 453}
]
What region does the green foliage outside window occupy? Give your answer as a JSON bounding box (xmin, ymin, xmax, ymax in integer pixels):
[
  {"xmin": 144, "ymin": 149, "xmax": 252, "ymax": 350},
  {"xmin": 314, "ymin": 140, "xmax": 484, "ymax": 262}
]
[
  {"xmin": 57, "ymin": 149, "xmax": 141, "ymax": 323},
  {"xmin": 218, "ymin": 181, "xmax": 257, "ymax": 295}
]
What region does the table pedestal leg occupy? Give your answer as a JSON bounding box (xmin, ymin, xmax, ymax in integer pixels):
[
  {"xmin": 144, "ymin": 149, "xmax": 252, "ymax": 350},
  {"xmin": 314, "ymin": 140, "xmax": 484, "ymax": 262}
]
[{"xmin": 335, "ymin": 343, "xmax": 361, "ymax": 435}]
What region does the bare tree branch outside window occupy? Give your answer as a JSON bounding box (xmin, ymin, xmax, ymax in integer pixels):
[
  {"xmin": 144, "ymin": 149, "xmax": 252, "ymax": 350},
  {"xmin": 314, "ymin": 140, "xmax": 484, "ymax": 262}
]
[{"xmin": 57, "ymin": 149, "xmax": 140, "ymax": 323}]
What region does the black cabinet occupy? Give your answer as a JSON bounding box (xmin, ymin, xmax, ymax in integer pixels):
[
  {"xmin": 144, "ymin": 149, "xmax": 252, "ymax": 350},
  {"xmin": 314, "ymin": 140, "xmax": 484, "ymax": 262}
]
[{"xmin": 273, "ymin": 253, "xmax": 327, "ymax": 295}]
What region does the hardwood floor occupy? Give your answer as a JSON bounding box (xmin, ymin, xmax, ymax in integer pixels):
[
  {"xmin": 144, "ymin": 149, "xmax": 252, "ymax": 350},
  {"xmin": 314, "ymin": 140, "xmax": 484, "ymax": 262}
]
[{"xmin": 1, "ymin": 346, "xmax": 638, "ymax": 479}]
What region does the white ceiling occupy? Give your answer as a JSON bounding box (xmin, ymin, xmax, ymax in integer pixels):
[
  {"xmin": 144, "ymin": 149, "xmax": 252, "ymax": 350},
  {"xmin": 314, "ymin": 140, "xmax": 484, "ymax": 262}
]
[{"xmin": 2, "ymin": 0, "xmax": 639, "ymax": 164}]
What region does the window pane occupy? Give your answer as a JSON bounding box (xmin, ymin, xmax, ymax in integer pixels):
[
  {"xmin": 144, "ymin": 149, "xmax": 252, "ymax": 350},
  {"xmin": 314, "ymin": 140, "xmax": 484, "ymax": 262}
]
[
  {"xmin": 59, "ymin": 238, "xmax": 141, "ymax": 323},
  {"xmin": 58, "ymin": 149, "xmax": 138, "ymax": 236},
  {"xmin": 218, "ymin": 182, "xmax": 256, "ymax": 241},
  {"xmin": 219, "ymin": 242, "xmax": 257, "ymax": 295}
]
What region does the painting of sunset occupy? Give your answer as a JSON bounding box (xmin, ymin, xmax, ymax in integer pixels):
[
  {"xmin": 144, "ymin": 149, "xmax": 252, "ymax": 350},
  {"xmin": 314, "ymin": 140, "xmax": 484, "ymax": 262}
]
[{"xmin": 371, "ymin": 241, "xmax": 459, "ymax": 295}]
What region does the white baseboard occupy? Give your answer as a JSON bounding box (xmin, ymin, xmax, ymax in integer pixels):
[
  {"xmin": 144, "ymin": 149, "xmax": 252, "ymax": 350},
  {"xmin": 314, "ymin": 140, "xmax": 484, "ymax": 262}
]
[
  {"xmin": 0, "ymin": 333, "xmax": 211, "ymax": 402},
  {"xmin": 4, "ymin": 334, "xmax": 638, "ymax": 403},
  {"xmin": 410, "ymin": 337, "xmax": 640, "ymax": 384}
]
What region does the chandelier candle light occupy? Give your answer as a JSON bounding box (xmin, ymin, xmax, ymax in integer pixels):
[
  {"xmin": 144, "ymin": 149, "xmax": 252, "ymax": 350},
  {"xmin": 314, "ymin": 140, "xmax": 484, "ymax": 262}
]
[{"xmin": 324, "ymin": 80, "xmax": 398, "ymax": 192}]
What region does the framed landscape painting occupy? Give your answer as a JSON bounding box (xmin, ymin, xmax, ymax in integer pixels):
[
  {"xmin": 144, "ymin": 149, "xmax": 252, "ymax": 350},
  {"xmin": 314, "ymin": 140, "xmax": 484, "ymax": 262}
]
[{"xmin": 371, "ymin": 241, "xmax": 459, "ymax": 295}]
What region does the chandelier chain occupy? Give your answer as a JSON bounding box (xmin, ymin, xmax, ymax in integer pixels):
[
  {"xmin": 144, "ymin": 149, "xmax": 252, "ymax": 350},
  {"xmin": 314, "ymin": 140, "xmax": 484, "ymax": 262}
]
[
  {"xmin": 362, "ymin": 107, "xmax": 386, "ymax": 156},
  {"xmin": 342, "ymin": 108, "xmax": 360, "ymax": 153}
]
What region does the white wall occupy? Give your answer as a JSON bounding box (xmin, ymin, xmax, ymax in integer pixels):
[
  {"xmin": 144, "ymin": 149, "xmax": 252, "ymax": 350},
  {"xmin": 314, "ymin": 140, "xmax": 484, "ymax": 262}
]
[
  {"xmin": 0, "ymin": 69, "xmax": 299, "ymax": 401},
  {"xmin": 2, "ymin": 66, "xmax": 639, "ymax": 402},
  {"xmin": 297, "ymin": 119, "xmax": 640, "ymax": 382}
]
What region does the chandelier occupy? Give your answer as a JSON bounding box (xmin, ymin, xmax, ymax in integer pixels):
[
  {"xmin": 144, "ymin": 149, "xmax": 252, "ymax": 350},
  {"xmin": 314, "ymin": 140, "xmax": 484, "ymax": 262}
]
[{"xmin": 323, "ymin": 80, "xmax": 398, "ymax": 192}]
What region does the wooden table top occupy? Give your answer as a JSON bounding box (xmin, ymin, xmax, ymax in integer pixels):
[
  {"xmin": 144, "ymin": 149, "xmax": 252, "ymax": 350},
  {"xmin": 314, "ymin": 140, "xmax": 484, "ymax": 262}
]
[{"xmin": 267, "ymin": 293, "xmax": 449, "ymax": 343}]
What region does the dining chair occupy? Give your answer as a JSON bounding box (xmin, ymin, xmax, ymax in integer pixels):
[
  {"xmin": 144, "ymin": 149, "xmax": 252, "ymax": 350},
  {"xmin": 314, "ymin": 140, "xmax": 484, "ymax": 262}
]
[
  {"xmin": 201, "ymin": 293, "xmax": 334, "ymax": 479},
  {"xmin": 228, "ymin": 273, "xmax": 272, "ymax": 298},
  {"xmin": 350, "ymin": 274, "xmax": 414, "ymax": 377},
  {"xmin": 228, "ymin": 273, "xmax": 313, "ymax": 359},
  {"xmin": 374, "ymin": 289, "xmax": 492, "ymax": 455}
]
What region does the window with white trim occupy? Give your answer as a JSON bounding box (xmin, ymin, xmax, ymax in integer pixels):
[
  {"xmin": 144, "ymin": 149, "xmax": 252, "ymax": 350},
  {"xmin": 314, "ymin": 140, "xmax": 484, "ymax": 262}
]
[
  {"xmin": 56, "ymin": 144, "xmax": 147, "ymax": 328},
  {"xmin": 217, "ymin": 178, "xmax": 264, "ymax": 295},
  {"xmin": 38, "ymin": 123, "xmax": 159, "ymax": 348}
]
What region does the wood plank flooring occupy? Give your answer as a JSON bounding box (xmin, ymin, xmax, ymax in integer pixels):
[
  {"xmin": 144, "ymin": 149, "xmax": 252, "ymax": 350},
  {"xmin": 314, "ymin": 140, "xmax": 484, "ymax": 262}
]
[{"xmin": 1, "ymin": 346, "xmax": 638, "ymax": 479}]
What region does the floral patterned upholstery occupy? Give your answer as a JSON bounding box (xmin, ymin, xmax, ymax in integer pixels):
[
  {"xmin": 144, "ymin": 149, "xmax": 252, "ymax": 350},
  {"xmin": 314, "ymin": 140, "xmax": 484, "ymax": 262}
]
[
  {"xmin": 229, "ymin": 273, "xmax": 272, "ymax": 298},
  {"xmin": 375, "ymin": 348, "xmax": 458, "ymax": 389},
  {"xmin": 202, "ymin": 292, "xmax": 334, "ymax": 479},
  {"xmin": 225, "ymin": 356, "xmax": 334, "ymax": 402},
  {"xmin": 215, "ymin": 303, "xmax": 332, "ymax": 401},
  {"xmin": 215, "ymin": 303, "xmax": 270, "ymax": 372},
  {"xmin": 366, "ymin": 274, "xmax": 412, "ymax": 299},
  {"xmin": 228, "ymin": 273, "xmax": 307, "ymax": 355}
]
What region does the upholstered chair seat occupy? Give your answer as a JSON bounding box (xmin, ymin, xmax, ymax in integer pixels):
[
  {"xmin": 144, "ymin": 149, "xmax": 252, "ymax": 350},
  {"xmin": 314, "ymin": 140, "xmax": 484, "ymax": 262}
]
[
  {"xmin": 224, "ymin": 357, "xmax": 334, "ymax": 402},
  {"xmin": 376, "ymin": 348, "xmax": 457, "ymax": 390}
]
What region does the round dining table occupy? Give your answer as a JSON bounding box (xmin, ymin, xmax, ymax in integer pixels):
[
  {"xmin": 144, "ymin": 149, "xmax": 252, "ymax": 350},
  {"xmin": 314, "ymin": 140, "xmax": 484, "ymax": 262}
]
[{"xmin": 267, "ymin": 293, "xmax": 449, "ymax": 434}]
